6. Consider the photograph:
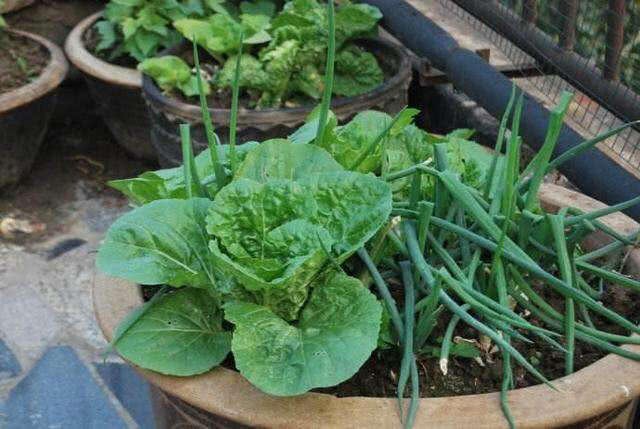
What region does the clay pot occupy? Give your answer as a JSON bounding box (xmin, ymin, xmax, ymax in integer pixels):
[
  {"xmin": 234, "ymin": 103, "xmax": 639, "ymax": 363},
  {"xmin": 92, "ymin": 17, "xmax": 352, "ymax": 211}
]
[
  {"xmin": 142, "ymin": 38, "xmax": 412, "ymax": 167},
  {"xmin": 0, "ymin": 0, "xmax": 33, "ymax": 13},
  {"xmin": 93, "ymin": 183, "xmax": 640, "ymax": 428},
  {"xmin": 0, "ymin": 29, "xmax": 68, "ymax": 188},
  {"xmin": 64, "ymin": 11, "xmax": 155, "ymax": 161}
]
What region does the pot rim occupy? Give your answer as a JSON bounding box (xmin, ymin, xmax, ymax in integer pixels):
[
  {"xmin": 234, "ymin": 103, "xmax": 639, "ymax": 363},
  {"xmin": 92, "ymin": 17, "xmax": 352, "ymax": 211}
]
[
  {"xmin": 64, "ymin": 11, "xmax": 141, "ymax": 89},
  {"xmin": 141, "ymin": 37, "xmax": 413, "ymax": 125},
  {"xmin": 0, "ymin": 29, "xmax": 68, "ymax": 114},
  {"xmin": 93, "ymin": 186, "xmax": 640, "ymax": 429}
]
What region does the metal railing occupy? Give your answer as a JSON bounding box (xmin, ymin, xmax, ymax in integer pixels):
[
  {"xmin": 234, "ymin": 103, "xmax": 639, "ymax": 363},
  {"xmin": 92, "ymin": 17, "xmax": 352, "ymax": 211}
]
[{"xmin": 441, "ymin": 0, "xmax": 640, "ymax": 174}]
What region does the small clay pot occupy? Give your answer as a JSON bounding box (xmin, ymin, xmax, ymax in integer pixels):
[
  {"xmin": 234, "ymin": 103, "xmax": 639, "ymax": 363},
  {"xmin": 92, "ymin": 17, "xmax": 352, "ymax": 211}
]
[
  {"xmin": 64, "ymin": 11, "xmax": 155, "ymax": 161},
  {"xmin": 93, "ymin": 183, "xmax": 640, "ymax": 428},
  {"xmin": 143, "ymin": 38, "xmax": 413, "ymax": 167},
  {"xmin": 0, "ymin": 29, "xmax": 68, "ymax": 188}
]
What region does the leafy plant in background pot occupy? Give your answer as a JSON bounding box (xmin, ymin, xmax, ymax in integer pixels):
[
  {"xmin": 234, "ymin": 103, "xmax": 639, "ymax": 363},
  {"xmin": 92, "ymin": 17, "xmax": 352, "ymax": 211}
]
[
  {"xmin": 96, "ymin": 1, "xmax": 640, "ymax": 428},
  {"xmin": 90, "ymin": 0, "xmax": 225, "ymax": 63},
  {"xmin": 139, "ymin": 0, "xmax": 385, "ymax": 108}
]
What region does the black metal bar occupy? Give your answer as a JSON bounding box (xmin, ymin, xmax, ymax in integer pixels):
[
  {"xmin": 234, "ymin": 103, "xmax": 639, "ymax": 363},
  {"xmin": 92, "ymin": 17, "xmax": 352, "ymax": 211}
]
[
  {"xmin": 522, "ymin": 0, "xmax": 537, "ymax": 25},
  {"xmin": 559, "ymin": 0, "xmax": 578, "ymax": 50},
  {"xmin": 604, "ymin": 0, "xmax": 625, "ymax": 81},
  {"xmin": 362, "ymin": 0, "xmax": 640, "ymax": 220},
  {"xmin": 447, "ymin": 0, "xmax": 640, "ymax": 124}
]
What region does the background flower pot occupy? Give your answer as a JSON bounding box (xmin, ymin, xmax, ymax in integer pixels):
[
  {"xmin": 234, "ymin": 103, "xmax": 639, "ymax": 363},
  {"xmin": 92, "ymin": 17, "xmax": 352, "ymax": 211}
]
[
  {"xmin": 0, "ymin": 29, "xmax": 68, "ymax": 188},
  {"xmin": 93, "ymin": 183, "xmax": 640, "ymax": 428},
  {"xmin": 0, "ymin": 0, "xmax": 34, "ymax": 13},
  {"xmin": 64, "ymin": 11, "xmax": 156, "ymax": 161},
  {"xmin": 142, "ymin": 38, "xmax": 413, "ymax": 167}
]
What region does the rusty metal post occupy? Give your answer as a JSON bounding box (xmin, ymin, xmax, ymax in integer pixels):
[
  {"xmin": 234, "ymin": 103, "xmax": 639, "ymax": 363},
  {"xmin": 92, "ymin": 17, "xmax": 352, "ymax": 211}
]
[
  {"xmin": 522, "ymin": 0, "xmax": 537, "ymax": 24},
  {"xmin": 604, "ymin": 0, "xmax": 625, "ymax": 81},
  {"xmin": 559, "ymin": 0, "xmax": 578, "ymax": 50}
]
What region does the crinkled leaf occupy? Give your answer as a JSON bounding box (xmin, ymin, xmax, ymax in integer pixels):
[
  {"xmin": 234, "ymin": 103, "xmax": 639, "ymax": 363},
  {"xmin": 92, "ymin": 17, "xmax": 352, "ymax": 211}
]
[
  {"xmin": 333, "ymin": 45, "xmax": 383, "ymax": 97},
  {"xmin": 214, "ymin": 54, "xmax": 268, "ymax": 90},
  {"xmin": 257, "ymin": 39, "xmax": 300, "ymax": 108},
  {"xmin": 225, "ymin": 272, "xmax": 382, "ymax": 395},
  {"xmin": 317, "ymin": 110, "xmax": 391, "ymax": 173},
  {"xmin": 97, "ymin": 198, "xmax": 216, "ymax": 288},
  {"xmin": 207, "ymin": 170, "xmax": 392, "ymax": 319},
  {"xmin": 335, "ymin": 2, "xmax": 381, "ymax": 46},
  {"xmin": 115, "ymin": 287, "xmax": 231, "ymax": 376},
  {"xmin": 109, "ymin": 143, "xmax": 258, "ymax": 205},
  {"xmin": 138, "ymin": 55, "xmax": 211, "ymax": 96},
  {"xmin": 234, "ymin": 139, "xmax": 343, "ymax": 182},
  {"xmin": 174, "ymin": 15, "xmax": 242, "ymax": 56}
]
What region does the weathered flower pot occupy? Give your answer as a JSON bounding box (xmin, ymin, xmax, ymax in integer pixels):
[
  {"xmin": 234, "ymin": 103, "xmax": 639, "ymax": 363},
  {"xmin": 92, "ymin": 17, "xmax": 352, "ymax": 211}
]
[
  {"xmin": 93, "ymin": 183, "xmax": 640, "ymax": 428},
  {"xmin": 64, "ymin": 11, "xmax": 155, "ymax": 161},
  {"xmin": 0, "ymin": 0, "xmax": 34, "ymax": 13},
  {"xmin": 142, "ymin": 38, "xmax": 413, "ymax": 167},
  {"xmin": 0, "ymin": 29, "xmax": 67, "ymax": 188}
]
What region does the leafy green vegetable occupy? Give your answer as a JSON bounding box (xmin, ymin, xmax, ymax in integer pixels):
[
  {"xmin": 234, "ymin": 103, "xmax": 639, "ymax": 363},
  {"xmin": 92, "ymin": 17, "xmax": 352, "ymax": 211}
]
[
  {"xmin": 225, "ymin": 271, "xmax": 382, "ymax": 395},
  {"xmin": 97, "ymin": 198, "xmax": 216, "ymax": 288},
  {"xmin": 138, "ymin": 0, "xmax": 383, "ymax": 104},
  {"xmin": 333, "ymin": 45, "xmax": 384, "ymax": 97},
  {"xmin": 206, "ymin": 166, "xmax": 393, "ymax": 319},
  {"xmin": 138, "ymin": 56, "xmax": 209, "ymax": 97},
  {"xmin": 114, "ymin": 287, "xmax": 231, "ymax": 376},
  {"xmin": 234, "ymin": 138, "xmax": 343, "ymax": 181},
  {"xmin": 174, "ymin": 14, "xmax": 243, "ymax": 58},
  {"xmin": 109, "ymin": 143, "xmax": 258, "ymax": 205},
  {"xmin": 94, "ymin": 0, "xmax": 221, "ymax": 62}
]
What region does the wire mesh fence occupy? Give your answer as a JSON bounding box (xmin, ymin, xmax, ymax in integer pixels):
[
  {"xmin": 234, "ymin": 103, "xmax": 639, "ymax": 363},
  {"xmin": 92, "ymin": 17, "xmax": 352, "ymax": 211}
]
[{"xmin": 438, "ymin": 0, "xmax": 640, "ymax": 174}]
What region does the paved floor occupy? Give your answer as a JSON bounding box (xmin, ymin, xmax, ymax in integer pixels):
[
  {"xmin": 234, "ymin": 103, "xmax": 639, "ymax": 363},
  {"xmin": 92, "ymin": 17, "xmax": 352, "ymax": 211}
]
[{"xmin": 0, "ymin": 84, "xmax": 157, "ymax": 428}]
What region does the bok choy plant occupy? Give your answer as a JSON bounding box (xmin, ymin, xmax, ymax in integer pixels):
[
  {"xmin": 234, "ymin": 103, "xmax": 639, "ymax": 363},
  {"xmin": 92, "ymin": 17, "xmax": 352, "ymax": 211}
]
[{"xmin": 97, "ymin": 1, "xmax": 640, "ymax": 428}]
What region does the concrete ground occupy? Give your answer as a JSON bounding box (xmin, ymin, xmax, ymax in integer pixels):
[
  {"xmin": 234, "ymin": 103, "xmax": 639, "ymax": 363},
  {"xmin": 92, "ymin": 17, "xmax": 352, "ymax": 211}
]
[{"xmin": 0, "ymin": 83, "xmax": 157, "ymax": 428}]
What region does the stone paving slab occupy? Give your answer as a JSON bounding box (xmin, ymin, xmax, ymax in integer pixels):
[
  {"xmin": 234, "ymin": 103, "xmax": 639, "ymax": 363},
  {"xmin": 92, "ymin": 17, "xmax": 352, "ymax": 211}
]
[
  {"xmin": 1, "ymin": 346, "xmax": 130, "ymax": 429},
  {"xmin": 96, "ymin": 363, "xmax": 155, "ymax": 429},
  {"xmin": 0, "ymin": 340, "xmax": 20, "ymax": 382}
]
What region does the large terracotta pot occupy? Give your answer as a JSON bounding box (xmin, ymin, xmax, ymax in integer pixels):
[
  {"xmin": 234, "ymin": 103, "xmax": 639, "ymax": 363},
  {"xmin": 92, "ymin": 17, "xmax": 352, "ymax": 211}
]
[
  {"xmin": 0, "ymin": 29, "xmax": 68, "ymax": 187},
  {"xmin": 93, "ymin": 183, "xmax": 640, "ymax": 428},
  {"xmin": 64, "ymin": 11, "xmax": 155, "ymax": 161}
]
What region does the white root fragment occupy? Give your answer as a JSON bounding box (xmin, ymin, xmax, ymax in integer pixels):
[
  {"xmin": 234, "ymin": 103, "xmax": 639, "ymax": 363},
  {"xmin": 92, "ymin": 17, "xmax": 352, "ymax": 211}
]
[{"xmin": 439, "ymin": 358, "xmax": 448, "ymax": 376}]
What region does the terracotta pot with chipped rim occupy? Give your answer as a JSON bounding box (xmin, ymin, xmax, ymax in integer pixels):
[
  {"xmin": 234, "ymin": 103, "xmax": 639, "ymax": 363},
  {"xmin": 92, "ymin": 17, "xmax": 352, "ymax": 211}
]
[
  {"xmin": 64, "ymin": 11, "xmax": 155, "ymax": 161},
  {"xmin": 93, "ymin": 183, "xmax": 640, "ymax": 428},
  {"xmin": 0, "ymin": 28, "xmax": 68, "ymax": 188}
]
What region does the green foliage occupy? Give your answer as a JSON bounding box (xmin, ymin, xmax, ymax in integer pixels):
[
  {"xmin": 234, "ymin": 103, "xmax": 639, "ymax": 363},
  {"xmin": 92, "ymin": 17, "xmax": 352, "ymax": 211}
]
[
  {"xmin": 225, "ymin": 271, "xmax": 381, "ymax": 395},
  {"xmin": 0, "ymin": 0, "xmax": 5, "ymax": 29},
  {"xmin": 114, "ymin": 287, "xmax": 231, "ymax": 376},
  {"xmin": 138, "ymin": 55, "xmax": 209, "ymax": 96},
  {"xmin": 97, "ymin": 198, "xmax": 217, "ymax": 288},
  {"xmin": 139, "ymin": 0, "xmax": 383, "ymax": 105},
  {"xmin": 333, "ymin": 45, "xmax": 384, "ymax": 97},
  {"xmin": 93, "ymin": 0, "xmax": 224, "ymax": 62}
]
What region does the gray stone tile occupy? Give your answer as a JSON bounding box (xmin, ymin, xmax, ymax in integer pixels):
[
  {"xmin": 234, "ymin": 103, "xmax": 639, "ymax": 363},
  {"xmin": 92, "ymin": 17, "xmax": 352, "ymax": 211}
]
[
  {"xmin": 0, "ymin": 284, "xmax": 60, "ymax": 363},
  {"xmin": 3, "ymin": 346, "xmax": 127, "ymax": 429},
  {"xmin": 95, "ymin": 363, "xmax": 155, "ymax": 429},
  {"xmin": 0, "ymin": 285, "xmax": 60, "ymax": 362},
  {"xmin": 0, "ymin": 340, "xmax": 21, "ymax": 381}
]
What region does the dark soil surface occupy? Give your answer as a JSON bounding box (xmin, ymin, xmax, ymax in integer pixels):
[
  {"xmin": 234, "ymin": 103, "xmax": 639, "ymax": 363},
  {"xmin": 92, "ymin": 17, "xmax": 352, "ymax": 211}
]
[
  {"xmin": 0, "ymin": 81, "xmax": 153, "ymax": 248},
  {"xmin": 0, "ymin": 32, "xmax": 49, "ymax": 94},
  {"xmin": 318, "ymin": 279, "xmax": 640, "ymax": 398}
]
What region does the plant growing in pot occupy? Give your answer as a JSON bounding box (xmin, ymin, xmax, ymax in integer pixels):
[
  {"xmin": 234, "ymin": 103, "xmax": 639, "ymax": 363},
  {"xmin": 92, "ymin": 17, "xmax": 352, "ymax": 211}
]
[
  {"xmin": 64, "ymin": 0, "xmax": 227, "ymax": 161},
  {"xmin": 139, "ymin": 0, "xmax": 411, "ymax": 166},
  {"xmin": 0, "ymin": 0, "xmax": 68, "ymax": 188},
  {"xmin": 93, "ymin": 3, "xmax": 640, "ymax": 428}
]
